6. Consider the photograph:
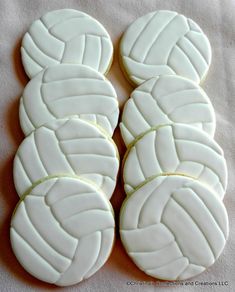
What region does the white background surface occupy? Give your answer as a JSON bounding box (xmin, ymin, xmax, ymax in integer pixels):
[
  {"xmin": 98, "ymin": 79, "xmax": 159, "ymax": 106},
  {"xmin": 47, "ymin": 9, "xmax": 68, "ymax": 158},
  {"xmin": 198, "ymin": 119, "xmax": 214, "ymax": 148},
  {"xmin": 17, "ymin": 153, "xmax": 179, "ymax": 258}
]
[{"xmin": 0, "ymin": 0, "xmax": 234, "ymax": 291}]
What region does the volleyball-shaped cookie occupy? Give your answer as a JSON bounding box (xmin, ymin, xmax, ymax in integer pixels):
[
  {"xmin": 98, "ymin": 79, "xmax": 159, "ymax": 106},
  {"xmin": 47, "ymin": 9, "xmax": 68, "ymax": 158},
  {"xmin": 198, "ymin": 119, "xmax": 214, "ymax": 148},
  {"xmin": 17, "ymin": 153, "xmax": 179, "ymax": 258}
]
[
  {"xmin": 20, "ymin": 64, "xmax": 119, "ymax": 136},
  {"xmin": 120, "ymin": 10, "xmax": 211, "ymax": 86},
  {"xmin": 14, "ymin": 117, "xmax": 119, "ymax": 199},
  {"xmin": 120, "ymin": 75, "xmax": 215, "ymax": 146},
  {"xmin": 123, "ymin": 124, "xmax": 227, "ymax": 198},
  {"xmin": 21, "ymin": 9, "xmax": 113, "ymax": 78},
  {"xmin": 11, "ymin": 176, "xmax": 115, "ymax": 286},
  {"xmin": 120, "ymin": 175, "xmax": 229, "ymax": 280}
]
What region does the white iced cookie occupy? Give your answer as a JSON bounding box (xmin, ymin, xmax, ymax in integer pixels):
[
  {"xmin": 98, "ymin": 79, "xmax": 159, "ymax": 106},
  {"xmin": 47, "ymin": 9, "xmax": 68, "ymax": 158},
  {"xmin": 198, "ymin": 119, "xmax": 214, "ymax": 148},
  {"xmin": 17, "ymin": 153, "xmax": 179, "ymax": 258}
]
[
  {"xmin": 123, "ymin": 124, "xmax": 227, "ymax": 198},
  {"xmin": 120, "ymin": 10, "xmax": 211, "ymax": 86},
  {"xmin": 120, "ymin": 75, "xmax": 215, "ymax": 147},
  {"xmin": 120, "ymin": 175, "xmax": 229, "ymax": 281},
  {"xmin": 11, "ymin": 176, "xmax": 115, "ymax": 286},
  {"xmin": 21, "ymin": 9, "xmax": 113, "ymax": 78},
  {"xmin": 14, "ymin": 117, "xmax": 119, "ymax": 199},
  {"xmin": 20, "ymin": 64, "xmax": 119, "ymax": 136}
]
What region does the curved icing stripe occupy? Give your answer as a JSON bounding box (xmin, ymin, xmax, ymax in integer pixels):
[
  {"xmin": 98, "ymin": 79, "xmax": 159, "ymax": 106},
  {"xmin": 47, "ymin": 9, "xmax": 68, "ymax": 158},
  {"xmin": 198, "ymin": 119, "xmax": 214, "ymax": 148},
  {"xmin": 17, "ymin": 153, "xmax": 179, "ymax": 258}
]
[
  {"xmin": 14, "ymin": 117, "xmax": 120, "ymax": 200},
  {"xmin": 21, "ymin": 9, "xmax": 113, "ymax": 78},
  {"xmin": 119, "ymin": 175, "xmax": 228, "ymax": 281},
  {"xmin": 120, "ymin": 75, "xmax": 215, "ymax": 147},
  {"xmin": 120, "ymin": 10, "xmax": 211, "ymax": 86},
  {"xmin": 20, "ymin": 64, "xmax": 119, "ymax": 137},
  {"xmin": 122, "ymin": 124, "xmax": 227, "ymax": 198},
  {"xmin": 11, "ymin": 176, "xmax": 115, "ymax": 286}
]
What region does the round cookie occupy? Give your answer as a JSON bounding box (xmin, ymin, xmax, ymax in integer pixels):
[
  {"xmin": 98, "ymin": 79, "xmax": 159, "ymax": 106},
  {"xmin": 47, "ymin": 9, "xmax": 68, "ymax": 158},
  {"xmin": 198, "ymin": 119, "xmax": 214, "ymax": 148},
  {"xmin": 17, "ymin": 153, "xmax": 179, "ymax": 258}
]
[
  {"xmin": 120, "ymin": 75, "xmax": 215, "ymax": 147},
  {"xmin": 20, "ymin": 64, "xmax": 119, "ymax": 136},
  {"xmin": 120, "ymin": 175, "xmax": 229, "ymax": 281},
  {"xmin": 11, "ymin": 176, "xmax": 115, "ymax": 286},
  {"xmin": 120, "ymin": 10, "xmax": 211, "ymax": 86},
  {"xmin": 21, "ymin": 9, "xmax": 113, "ymax": 78},
  {"xmin": 123, "ymin": 124, "xmax": 227, "ymax": 198},
  {"xmin": 14, "ymin": 117, "xmax": 119, "ymax": 199}
]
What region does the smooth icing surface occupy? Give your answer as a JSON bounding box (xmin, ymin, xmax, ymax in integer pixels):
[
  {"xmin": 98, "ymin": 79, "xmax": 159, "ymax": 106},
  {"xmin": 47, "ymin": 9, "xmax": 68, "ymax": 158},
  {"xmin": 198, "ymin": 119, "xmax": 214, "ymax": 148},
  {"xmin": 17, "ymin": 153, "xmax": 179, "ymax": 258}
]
[
  {"xmin": 21, "ymin": 9, "xmax": 113, "ymax": 78},
  {"xmin": 120, "ymin": 175, "xmax": 229, "ymax": 281},
  {"xmin": 123, "ymin": 124, "xmax": 227, "ymax": 198},
  {"xmin": 20, "ymin": 64, "xmax": 119, "ymax": 136},
  {"xmin": 11, "ymin": 176, "xmax": 115, "ymax": 286},
  {"xmin": 120, "ymin": 75, "xmax": 215, "ymax": 147},
  {"xmin": 14, "ymin": 117, "xmax": 119, "ymax": 199},
  {"xmin": 120, "ymin": 10, "xmax": 211, "ymax": 86}
]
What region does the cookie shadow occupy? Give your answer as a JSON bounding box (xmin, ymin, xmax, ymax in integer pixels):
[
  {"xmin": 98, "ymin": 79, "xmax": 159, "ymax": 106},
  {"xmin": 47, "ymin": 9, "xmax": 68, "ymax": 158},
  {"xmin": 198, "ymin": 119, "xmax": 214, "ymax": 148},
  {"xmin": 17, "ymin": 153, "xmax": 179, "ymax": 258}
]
[
  {"xmin": 0, "ymin": 39, "xmax": 58, "ymax": 289},
  {"xmin": 13, "ymin": 38, "xmax": 28, "ymax": 87},
  {"xmin": 107, "ymin": 35, "xmax": 133, "ymax": 109},
  {"xmin": 0, "ymin": 158, "xmax": 55, "ymax": 289}
]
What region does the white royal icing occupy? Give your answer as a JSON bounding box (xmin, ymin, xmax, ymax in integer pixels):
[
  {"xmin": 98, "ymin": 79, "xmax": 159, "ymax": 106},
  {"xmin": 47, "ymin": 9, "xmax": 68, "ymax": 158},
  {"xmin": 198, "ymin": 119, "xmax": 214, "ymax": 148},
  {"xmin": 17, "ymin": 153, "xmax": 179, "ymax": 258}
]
[
  {"xmin": 14, "ymin": 117, "xmax": 119, "ymax": 199},
  {"xmin": 20, "ymin": 64, "xmax": 119, "ymax": 137},
  {"xmin": 120, "ymin": 75, "xmax": 215, "ymax": 147},
  {"xmin": 120, "ymin": 10, "xmax": 211, "ymax": 86},
  {"xmin": 21, "ymin": 9, "xmax": 113, "ymax": 78},
  {"xmin": 120, "ymin": 175, "xmax": 229, "ymax": 280},
  {"xmin": 11, "ymin": 176, "xmax": 115, "ymax": 286},
  {"xmin": 123, "ymin": 124, "xmax": 227, "ymax": 198}
]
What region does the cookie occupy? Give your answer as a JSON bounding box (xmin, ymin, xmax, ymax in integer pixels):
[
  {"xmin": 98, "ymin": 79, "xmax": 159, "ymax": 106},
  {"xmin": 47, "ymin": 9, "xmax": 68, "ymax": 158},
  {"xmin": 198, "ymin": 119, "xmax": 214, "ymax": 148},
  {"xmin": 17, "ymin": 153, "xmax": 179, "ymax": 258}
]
[
  {"xmin": 21, "ymin": 9, "xmax": 113, "ymax": 78},
  {"xmin": 120, "ymin": 175, "xmax": 229, "ymax": 281},
  {"xmin": 20, "ymin": 64, "xmax": 119, "ymax": 136},
  {"xmin": 11, "ymin": 176, "xmax": 115, "ymax": 286},
  {"xmin": 120, "ymin": 75, "xmax": 215, "ymax": 147},
  {"xmin": 123, "ymin": 124, "xmax": 227, "ymax": 198},
  {"xmin": 120, "ymin": 10, "xmax": 211, "ymax": 86},
  {"xmin": 14, "ymin": 117, "xmax": 119, "ymax": 199}
]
